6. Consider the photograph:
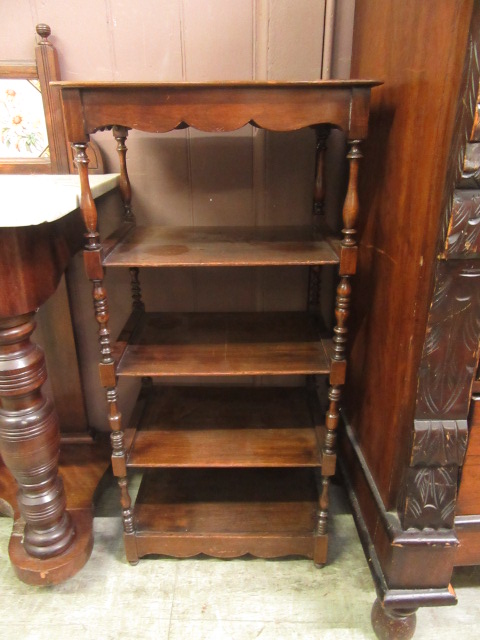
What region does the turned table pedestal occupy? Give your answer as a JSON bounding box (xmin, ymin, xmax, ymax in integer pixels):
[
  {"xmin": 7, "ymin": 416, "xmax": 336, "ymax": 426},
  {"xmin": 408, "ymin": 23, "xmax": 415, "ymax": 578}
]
[{"xmin": 0, "ymin": 174, "xmax": 118, "ymax": 585}]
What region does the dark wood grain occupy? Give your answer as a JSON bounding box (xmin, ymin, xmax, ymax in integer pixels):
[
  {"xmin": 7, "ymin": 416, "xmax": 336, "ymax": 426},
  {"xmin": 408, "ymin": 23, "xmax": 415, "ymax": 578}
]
[
  {"xmin": 115, "ymin": 311, "xmax": 330, "ymax": 377},
  {"xmin": 126, "ymin": 386, "xmax": 323, "ymax": 468},
  {"xmin": 103, "ymin": 225, "xmax": 340, "ymax": 267}
]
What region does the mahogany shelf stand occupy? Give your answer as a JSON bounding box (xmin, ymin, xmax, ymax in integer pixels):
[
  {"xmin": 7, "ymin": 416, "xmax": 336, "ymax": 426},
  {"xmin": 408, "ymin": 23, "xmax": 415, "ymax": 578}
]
[{"xmin": 55, "ymin": 80, "xmax": 379, "ymax": 567}]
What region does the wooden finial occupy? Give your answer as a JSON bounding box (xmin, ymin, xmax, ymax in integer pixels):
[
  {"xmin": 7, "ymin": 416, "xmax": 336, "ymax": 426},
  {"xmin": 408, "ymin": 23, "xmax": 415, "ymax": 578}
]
[{"xmin": 36, "ymin": 24, "xmax": 52, "ymax": 43}]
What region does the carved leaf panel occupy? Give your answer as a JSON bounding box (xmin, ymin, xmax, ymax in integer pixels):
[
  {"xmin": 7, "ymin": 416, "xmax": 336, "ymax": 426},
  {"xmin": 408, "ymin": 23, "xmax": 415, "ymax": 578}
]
[
  {"xmin": 402, "ymin": 466, "xmax": 458, "ymax": 529},
  {"xmin": 445, "ymin": 190, "xmax": 480, "ymax": 257},
  {"xmin": 416, "ymin": 261, "xmax": 480, "ymax": 419}
]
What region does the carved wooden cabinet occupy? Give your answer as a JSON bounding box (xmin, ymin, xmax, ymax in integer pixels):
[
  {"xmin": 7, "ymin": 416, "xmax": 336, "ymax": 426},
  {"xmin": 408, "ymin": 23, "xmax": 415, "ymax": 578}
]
[
  {"xmin": 55, "ymin": 81, "xmax": 378, "ymax": 566},
  {"xmin": 342, "ymin": 1, "xmax": 480, "ymax": 638}
]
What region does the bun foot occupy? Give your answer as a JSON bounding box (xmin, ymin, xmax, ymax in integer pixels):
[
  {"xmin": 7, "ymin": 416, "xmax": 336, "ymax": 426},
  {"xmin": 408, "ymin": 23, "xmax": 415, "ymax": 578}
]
[{"xmin": 371, "ymin": 598, "xmax": 417, "ymax": 640}]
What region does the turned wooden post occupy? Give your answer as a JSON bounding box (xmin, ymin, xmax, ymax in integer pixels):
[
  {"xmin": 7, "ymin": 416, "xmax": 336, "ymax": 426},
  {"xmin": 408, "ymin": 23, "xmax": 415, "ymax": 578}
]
[
  {"xmin": 308, "ymin": 127, "xmax": 329, "ymax": 310},
  {"xmin": 112, "ymin": 126, "xmax": 144, "ymax": 311},
  {"xmin": 72, "ymin": 141, "xmax": 137, "ymax": 562},
  {"xmin": 318, "ymin": 140, "xmax": 361, "ymax": 547},
  {"xmin": 129, "ymin": 267, "xmax": 145, "ymax": 310},
  {"xmin": 0, "ymin": 314, "xmax": 74, "ymax": 558},
  {"xmin": 113, "ymin": 126, "xmax": 135, "ymax": 224}
]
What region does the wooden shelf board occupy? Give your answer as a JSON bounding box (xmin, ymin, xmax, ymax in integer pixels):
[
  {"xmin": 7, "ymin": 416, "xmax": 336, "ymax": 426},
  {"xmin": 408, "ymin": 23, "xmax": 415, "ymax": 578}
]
[
  {"xmin": 132, "ymin": 467, "xmax": 319, "ymax": 559},
  {"xmin": 115, "ymin": 311, "xmax": 331, "ymax": 377},
  {"xmin": 102, "ymin": 225, "xmax": 339, "ymax": 268},
  {"xmin": 126, "ymin": 385, "xmax": 324, "ymax": 468}
]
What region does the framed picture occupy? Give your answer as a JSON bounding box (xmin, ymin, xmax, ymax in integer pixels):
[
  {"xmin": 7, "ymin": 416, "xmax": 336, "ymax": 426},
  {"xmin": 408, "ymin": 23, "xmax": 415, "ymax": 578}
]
[
  {"xmin": 0, "ymin": 25, "xmax": 70, "ymax": 174},
  {"xmin": 0, "ymin": 24, "xmax": 103, "ymax": 175}
]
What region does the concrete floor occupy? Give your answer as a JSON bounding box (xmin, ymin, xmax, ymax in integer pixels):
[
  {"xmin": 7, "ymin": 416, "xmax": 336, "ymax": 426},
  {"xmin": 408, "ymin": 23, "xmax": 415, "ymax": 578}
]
[{"xmin": 1, "ymin": 477, "xmax": 479, "ymax": 640}]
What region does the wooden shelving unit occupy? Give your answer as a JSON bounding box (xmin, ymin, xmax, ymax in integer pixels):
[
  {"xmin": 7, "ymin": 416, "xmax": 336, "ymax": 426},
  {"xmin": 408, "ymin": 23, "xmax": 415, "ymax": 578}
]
[{"xmin": 56, "ymin": 80, "xmax": 379, "ymax": 566}]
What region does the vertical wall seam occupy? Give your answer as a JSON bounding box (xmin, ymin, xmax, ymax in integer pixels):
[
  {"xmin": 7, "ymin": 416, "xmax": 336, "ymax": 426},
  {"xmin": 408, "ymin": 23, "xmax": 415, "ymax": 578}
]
[
  {"xmin": 179, "ymin": 0, "xmax": 193, "ymax": 227},
  {"xmin": 322, "ymin": 0, "xmax": 336, "ymax": 80},
  {"xmin": 29, "ymin": 0, "xmax": 39, "ymax": 33},
  {"xmin": 180, "ymin": 0, "xmax": 197, "ymax": 307},
  {"xmin": 104, "ymin": 0, "xmax": 117, "ymax": 80},
  {"xmin": 179, "ymin": 0, "xmax": 187, "ymax": 81},
  {"xmin": 253, "ymin": 0, "xmax": 269, "ymax": 311}
]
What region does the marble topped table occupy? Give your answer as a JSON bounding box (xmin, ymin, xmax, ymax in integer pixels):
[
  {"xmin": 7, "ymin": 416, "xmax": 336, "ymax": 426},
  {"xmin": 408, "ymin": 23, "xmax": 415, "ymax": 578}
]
[{"xmin": 0, "ymin": 174, "xmax": 118, "ymax": 585}]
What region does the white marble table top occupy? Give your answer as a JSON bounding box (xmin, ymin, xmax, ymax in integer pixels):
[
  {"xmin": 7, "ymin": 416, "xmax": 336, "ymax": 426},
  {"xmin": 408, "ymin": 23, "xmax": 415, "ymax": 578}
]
[{"xmin": 0, "ymin": 174, "xmax": 119, "ymax": 227}]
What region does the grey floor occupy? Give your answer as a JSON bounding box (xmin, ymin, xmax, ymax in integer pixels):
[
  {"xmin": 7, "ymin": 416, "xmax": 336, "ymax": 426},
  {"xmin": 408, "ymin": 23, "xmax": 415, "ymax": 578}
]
[{"xmin": 1, "ymin": 475, "xmax": 479, "ymax": 640}]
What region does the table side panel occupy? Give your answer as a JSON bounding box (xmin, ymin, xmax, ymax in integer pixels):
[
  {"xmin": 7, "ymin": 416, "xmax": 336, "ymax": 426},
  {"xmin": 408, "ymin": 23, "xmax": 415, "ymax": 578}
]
[{"xmin": 58, "ymin": 85, "xmax": 374, "ymax": 139}]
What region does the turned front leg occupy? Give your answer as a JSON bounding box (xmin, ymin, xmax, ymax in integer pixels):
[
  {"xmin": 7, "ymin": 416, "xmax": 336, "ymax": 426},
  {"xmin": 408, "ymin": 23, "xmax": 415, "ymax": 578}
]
[
  {"xmin": 73, "ymin": 141, "xmax": 137, "ymax": 562},
  {"xmin": 317, "ymin": 140, "xmax": 362, "ymax": 554},
  {"xmin": 0, "ymin": 314, "xmax": 74, "ymax": 558}
]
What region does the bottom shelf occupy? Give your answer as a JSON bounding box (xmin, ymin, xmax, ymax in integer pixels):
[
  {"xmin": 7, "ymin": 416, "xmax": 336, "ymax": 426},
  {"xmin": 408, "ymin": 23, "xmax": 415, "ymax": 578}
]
[{"xmin": 128, "ymin": 468, "xmax": 326, "ymax": 563}]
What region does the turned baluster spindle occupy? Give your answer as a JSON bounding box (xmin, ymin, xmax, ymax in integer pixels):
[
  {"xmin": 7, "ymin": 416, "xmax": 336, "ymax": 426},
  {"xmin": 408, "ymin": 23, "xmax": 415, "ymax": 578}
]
[
  {"xmin": 325, "ymin": 385, "xmax": 341, "ymax": 455},
  {"xmin": 112, "ymin": 128, "xmax": 144, "ymax": 310},
  {"xmin": 108, "ymin": 389, "xmax": 135, "ymax": 536},
  {"xmin": 72, "ymin": 142, "xmax": 134, "ymax": 542},
  {"xmin": 341, "ymin": 140, "xmax": 362, "ymax": 249},
  {"xmin": 332, "ymin": 277, "xmax": 351, "ymax": 361},
  {"xmin": 92, "ymin": 281, "xmax": 114, "ymax": 366},
  {"xmin": 317, "ymin": 476, "xmax": 330, "ymax": 537},
  {"xmin": 73, "ymin": 142, "xmax": 100, "ymax": 250},
  {"xmin": 129, "ymin": 267, "xmax": 145, "ymax": 310},
  {"xmin": 313, "ymin": 127, "xmax": 329, "ymax": 230},
  {"xmin": 113, "ymin": 126, "xmax": 135, "ymax": 224},
  {"xmin": 309, "ymin": 127, "xmax": 329, "ymax": 310},
  {"xmin": 317, "ymin": 384, "xmax": 341, "ymax": 540},
  {"xmin": 0, "ymin": 314, "xmax": 75, "ymax": 558}
]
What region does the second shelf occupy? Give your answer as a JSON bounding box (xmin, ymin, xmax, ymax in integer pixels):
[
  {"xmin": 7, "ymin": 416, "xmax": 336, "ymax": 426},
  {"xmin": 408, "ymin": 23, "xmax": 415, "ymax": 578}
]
[{"xmin": 114, "ymin": 311, "xmax": 332, "ymax": 377}]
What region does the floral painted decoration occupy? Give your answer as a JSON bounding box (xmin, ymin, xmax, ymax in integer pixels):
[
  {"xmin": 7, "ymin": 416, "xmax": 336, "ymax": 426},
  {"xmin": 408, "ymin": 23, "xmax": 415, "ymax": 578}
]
[{"xmin": 0, "ymin": 79, "xmax": 49, "ymax": 159}]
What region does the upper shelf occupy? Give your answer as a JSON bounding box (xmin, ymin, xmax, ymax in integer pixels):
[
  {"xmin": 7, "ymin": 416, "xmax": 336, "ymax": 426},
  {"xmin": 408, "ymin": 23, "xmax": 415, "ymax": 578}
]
[
  {"xmin": 102, "ymin": 225, "xmax": 340, "ymax": 268},
  {"xmin": 53, "ymin": 80, "xmax": 382, "ymax": 141}
]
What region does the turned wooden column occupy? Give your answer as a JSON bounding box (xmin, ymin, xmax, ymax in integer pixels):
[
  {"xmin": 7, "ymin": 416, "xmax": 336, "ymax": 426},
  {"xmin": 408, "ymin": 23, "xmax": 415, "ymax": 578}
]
[
  {"xmin": 0, "ymin": 174, "xmax": 119, "ymax": 584},
  {"xmin": 0, "ymin": 314, "xmax": 74, "ymax": 558}
]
